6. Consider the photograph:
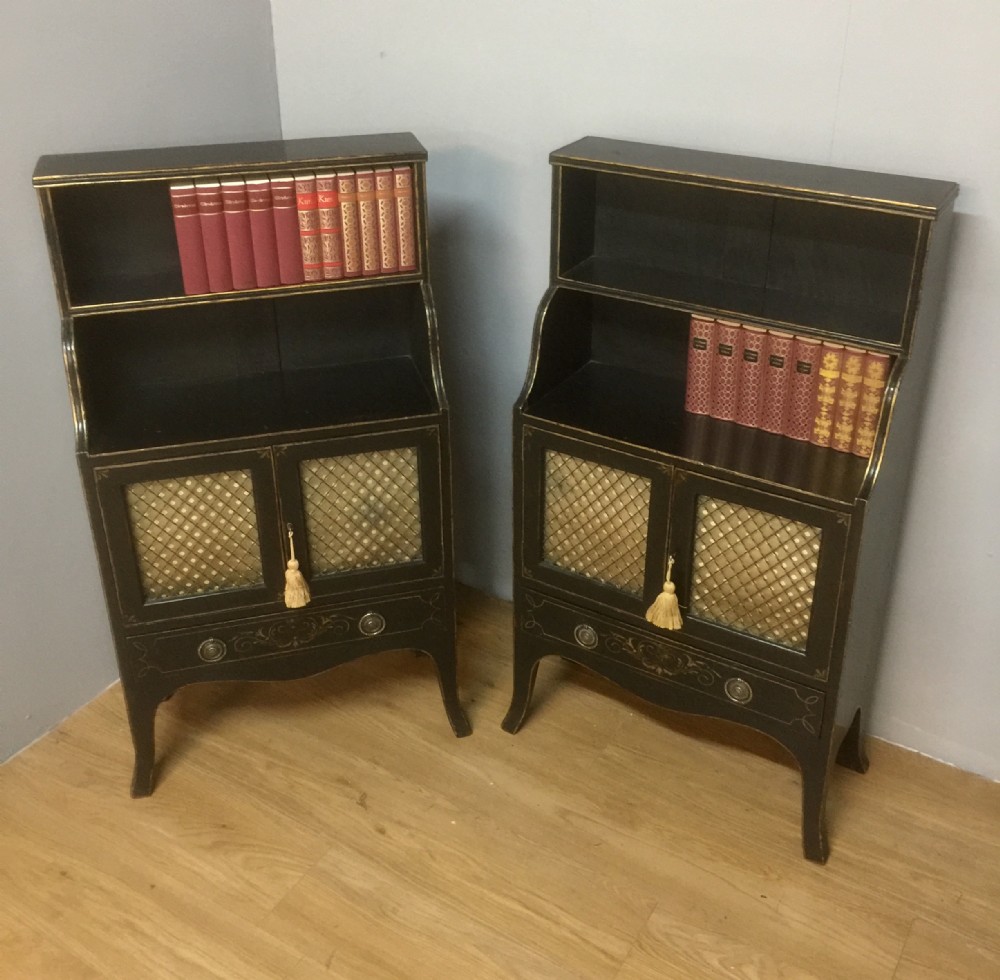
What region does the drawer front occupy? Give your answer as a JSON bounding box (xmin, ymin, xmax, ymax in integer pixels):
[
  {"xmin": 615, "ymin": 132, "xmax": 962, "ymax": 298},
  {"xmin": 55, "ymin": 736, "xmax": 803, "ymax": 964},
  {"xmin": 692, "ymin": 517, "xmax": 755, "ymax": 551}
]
[
  {"xmin": 127, "ymin": 589, "xmax": 446, "ymax": 676},
  {"xmin": 521, "ymin": 591, "xmax": 824, "ymax": 737}
]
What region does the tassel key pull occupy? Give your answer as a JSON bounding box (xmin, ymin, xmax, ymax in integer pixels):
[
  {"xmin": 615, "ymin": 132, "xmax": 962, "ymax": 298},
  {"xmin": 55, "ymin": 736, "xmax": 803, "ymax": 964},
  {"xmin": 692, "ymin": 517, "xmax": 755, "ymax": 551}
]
[
  {"xmin": 284, "ymin": 524, "xmax": 311, "ymax": 609},
  {"xmin": 645, "ymin": 555, "xmax": 683, "ymax": 630}
]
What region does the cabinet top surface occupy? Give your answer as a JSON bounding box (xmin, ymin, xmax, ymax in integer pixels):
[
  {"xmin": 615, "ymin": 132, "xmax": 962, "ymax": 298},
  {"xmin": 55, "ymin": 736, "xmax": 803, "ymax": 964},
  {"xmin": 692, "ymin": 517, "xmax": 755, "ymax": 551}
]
[
  {"xmin": 33, "ymin": 132, "xmax": 426, "ymax": 185},
  {"xmin": 552, "ymin": 136, "xmax": 958, "ymax": 214}
]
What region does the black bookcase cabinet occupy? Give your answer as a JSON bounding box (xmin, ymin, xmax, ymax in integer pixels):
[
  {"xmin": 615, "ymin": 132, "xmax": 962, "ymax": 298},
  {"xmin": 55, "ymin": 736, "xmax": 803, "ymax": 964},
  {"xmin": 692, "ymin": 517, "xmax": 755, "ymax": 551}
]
[
  {"xmin": 34, "ymin": 134, "xmax": 470, "ymax": 796},
  {"xmin": 503, "ymin": 137, "xmax": 957, "ymax": 862}
]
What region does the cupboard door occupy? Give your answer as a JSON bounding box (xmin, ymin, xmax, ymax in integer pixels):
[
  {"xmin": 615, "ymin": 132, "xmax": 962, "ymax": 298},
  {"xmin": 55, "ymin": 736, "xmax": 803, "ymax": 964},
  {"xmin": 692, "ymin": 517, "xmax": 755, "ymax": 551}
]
[
  {"xmin": 521, "ymin": 426, "xmax": 671, "ymax": 618},
  {"xmin": 94, "ymin": 450, "xmax": 284, "ymax": 625},
  {"xmin": 274, "ymin": 427, "xmax": 444, "ymax": 597},
  {"xmin": 668, "ymin": 471, "xmax": 849, "ymax": 682}
]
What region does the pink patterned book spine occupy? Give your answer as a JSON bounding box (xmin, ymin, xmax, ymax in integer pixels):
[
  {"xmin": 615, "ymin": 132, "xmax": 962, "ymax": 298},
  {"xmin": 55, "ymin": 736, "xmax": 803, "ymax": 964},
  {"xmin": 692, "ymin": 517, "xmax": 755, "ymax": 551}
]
[
  {"xmin": 336, "ymin": 171, "xmax": 362, "ymax": 278},
  {"xmin": 683, "ymin": 315, "xmax": 716, "ymax": 415},
  {"xmin": 760, "ymin": 329, "xmax": 795, "ymax": 434},
  {"xmin": 393, "ymin": 165, "xmax": 417, "ymax": 272},
  {"xmin": 294, "ymin": 173, "xmax": 323, "ymax": 283},
  {"xmin": 355, "ymin": 169, "xmax": 381, "ymax": 277},
  {"xmin": 710, "ymin": 319, "xmax": 742, "ymax": 422},
  {"xmin": 785, "ymin": 336, "xmax": 822, "ymax": 441},
  {"xmin": 315, "ymin": 172, "xmax": 344, "ymax": 281},
  {"xmin": 735, "ymin": 325, "xmax": 766, "ymax": 428},
  {"xmin": 375, "ymin": 168, "xmax": 399, "ymax": 274}
]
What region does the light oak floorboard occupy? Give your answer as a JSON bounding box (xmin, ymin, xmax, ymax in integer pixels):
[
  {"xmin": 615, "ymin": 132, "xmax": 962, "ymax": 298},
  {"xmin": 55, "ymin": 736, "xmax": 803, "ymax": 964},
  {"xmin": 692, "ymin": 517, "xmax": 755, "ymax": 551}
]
[{"xmin": 0, "ymin": 588, "xmax": 996, "ymax": 979}]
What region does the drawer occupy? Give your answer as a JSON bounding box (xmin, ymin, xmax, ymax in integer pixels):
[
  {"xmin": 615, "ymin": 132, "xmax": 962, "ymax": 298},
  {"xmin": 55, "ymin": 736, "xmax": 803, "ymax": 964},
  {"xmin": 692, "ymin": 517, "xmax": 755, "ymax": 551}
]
[
  {"xmin": 521, "ymin": 590, "xmax": 824, "ymax": 737},
  {"xmin": 127, "ymin": 588, "xmax": 446, "ymax": 676}
]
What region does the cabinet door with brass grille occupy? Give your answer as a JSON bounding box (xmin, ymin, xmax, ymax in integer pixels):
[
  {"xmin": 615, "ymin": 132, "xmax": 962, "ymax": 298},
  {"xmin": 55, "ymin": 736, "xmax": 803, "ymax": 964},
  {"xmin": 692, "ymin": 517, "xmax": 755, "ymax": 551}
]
[
  {"xmin": 274, "ymin": 427, "xmax": 445, "ymax": 597},
  {"xmin": 667, "ymin": 472, "xmax": 850, "ymax": 682},
  {"xmin": 520, "ymin": 426, "xmax": 671, "ymax": 619},
  {"xmin": 95, "ymin": 450, "xmax": 284, "ymax": 626}
]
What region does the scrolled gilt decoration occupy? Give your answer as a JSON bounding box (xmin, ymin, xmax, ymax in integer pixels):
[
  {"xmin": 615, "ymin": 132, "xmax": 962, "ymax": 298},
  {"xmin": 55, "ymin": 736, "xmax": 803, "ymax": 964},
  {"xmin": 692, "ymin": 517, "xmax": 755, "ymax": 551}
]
[
  {"xmin": 604, "ymin": 631, "xmax": 719, "ymax": 686},
  {"xmin": 232, "ymin": 612, "xmax": 352, "ymax": 654}
]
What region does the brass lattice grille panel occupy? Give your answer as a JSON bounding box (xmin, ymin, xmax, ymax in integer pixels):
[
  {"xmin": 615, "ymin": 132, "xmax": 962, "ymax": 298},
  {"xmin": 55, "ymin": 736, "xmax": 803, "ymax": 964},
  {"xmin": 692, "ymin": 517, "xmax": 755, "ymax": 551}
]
[
  {"xmin": 300, "ymin": 448, "xmax": 423, "ymax": 574},
  {"xmin": 689, "ymin": 496, "xmax": 821, "ymax": 652},
  {"xmin": 125, "ymin": 470, "xmax": 264, "ymax": 602},
  {"xmin": 543, "ymin": 450, "xmax": 651, "ymax": 596}
]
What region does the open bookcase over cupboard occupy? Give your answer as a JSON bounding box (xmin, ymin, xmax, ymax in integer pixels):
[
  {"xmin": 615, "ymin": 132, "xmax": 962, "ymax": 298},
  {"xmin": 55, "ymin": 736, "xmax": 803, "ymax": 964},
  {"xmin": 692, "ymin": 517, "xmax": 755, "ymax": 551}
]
[
  {"xmin": 34, "ymin": 133, "xmax": 471, "ymax": 796},
  {"xmin": 503, "ymin": 137, "xmax": 957, "ymax": 861}
]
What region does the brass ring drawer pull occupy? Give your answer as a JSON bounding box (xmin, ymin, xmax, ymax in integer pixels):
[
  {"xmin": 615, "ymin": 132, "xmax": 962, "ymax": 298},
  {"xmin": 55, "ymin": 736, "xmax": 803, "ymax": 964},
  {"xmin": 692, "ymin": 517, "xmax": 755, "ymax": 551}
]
[
  {"xmin": 574, "ymin": 623, "xmax": 598, "ymax": 649},
  {"xmin": 197, "ymin": 637, "xmax": 228, "ymax": 663},
  {"xmin": 724, "ymin": 677, "xmax": 753, "ymax": 705},
  {"xmin": 358, "ymin": 611, "xmax": 386, "ymax": 636}
]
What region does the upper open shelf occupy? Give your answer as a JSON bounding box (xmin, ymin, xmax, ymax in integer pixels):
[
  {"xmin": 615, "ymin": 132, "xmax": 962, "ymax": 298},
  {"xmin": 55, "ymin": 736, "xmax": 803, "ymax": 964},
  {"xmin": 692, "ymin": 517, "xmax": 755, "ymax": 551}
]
[{"xmin": 551, "ymin": 138, "xmax": 958, "ymax": 350}]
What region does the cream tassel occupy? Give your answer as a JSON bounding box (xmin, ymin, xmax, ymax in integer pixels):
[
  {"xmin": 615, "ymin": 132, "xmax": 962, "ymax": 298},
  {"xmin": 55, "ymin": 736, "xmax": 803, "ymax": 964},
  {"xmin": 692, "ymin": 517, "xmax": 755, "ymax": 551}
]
[
  {"xmin": 283, "ymin": 525, "xmax": 311, "ymax": 609},
  {"xmin": 645, "ymin": 555, "xmax": 682, "ymax": 630}
]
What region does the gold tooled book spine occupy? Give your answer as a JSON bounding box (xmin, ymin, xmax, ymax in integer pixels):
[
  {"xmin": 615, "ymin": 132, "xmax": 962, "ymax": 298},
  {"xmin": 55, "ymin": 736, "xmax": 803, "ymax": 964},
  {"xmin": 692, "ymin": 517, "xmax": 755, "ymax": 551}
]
[
  {"xmin": 393, "ymin": 166, "xmax": 417, "ymax": 272},
  {"xmin": 375, "ymin": 169, "xmax": 399, "ymax": 274},
  {"xmin": 851, "ymin": 352, "xmax": 891, "ymax": 457},
  {"xmin": 336, "ymin": 171, "xmax": 362, "ymax": 277},
  {"xmin": 355, "ymin": 169, "xmax": 380, "ymax": 276},
  {"xmin": 831, "ymin": 346, "xmax": 865, "ymax": 452},
  {"xmin": 811, "ymin": 342, "xmax": 844, "ymax": 448}
]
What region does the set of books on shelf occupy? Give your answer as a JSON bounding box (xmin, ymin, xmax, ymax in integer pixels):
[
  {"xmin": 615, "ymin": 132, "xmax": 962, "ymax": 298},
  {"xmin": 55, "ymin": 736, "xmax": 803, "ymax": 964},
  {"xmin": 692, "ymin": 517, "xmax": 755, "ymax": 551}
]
[
  {"xmin": 684, "ymin": 315, "xmax": 891, "ymax": 459},
  {"xmin": 169, "ymin": 166, "xmax": 418, "ymax": 296}
]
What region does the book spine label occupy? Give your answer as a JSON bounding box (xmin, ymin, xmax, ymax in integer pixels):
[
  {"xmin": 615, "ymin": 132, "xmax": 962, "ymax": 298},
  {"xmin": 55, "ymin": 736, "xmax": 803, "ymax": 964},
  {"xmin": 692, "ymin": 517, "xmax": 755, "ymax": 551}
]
[
  {"xmin": 336, "ymin": 171, "xmax": 362, "ymax": 277},
  {"xmin": 270, "ymin": 176, "xmax": 304, "ymax": 285},
  {"xmin": 195, "ymin": 181, "xmax": 233, "ymax": 293},
  {"xmin": 735, "ymin": 325, "xmax": 766, "ymax": 428},
  {"xmin": 375, "ymin": 168, "xmax": 399, "ymax": 274},
  {"xmin": 315, "ymin": 172, "xmax": 343, "ymax": 280},
  {"xmin": 683, "ymin": 315, "xmax": 716, "ymax": 415},
  {"xmin": 393, "ymin": 165, "xmax": 417, "ymax": 272},
  {"xmin": 785, "ymin": 336, "xmax": 821, "ymax": 441},
  {"xmin": 169, "ymin": 182, "xmax": 210, "ymax": 295},
  {"xmin": 852, "ymin": 351, "xmax": 891, "ymax": 458},
  {"xmin": 760, "ymin": 330, "xmax": 794, "ymax": 434},
  {"xmin": 811, "ymin": 342, "xmax": 845, "ymax": 447},
  {"xmin": 831, "ymin": 346, "xmax": 866, "ymax": 452},
  {"xmin": 245, "ymin": 178, "xmax": 281, "ymax": 288},
  {"xmin": 294, "ymin": 173, "xmax": 323, "ymax": 282},
  {"xmin": 355, "ymin": 169, "xmax": 381, "ymax": 276},
  {"xmin": 710, "ymin": 319, "xmax": 742, "ymax": 422},
  {"xmin": 221, "ymin": 179, "xmax": 256, "ymax": 291}
]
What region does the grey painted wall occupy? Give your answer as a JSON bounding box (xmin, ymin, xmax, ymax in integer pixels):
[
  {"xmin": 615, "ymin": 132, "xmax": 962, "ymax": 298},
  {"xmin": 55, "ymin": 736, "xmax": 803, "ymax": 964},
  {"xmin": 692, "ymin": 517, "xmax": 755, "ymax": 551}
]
[
  {"xmin": 271, "ymin": 0, "xmax": 1000, "ymax": 779},
  {"xmin": 0, "ymin": 1, "xmax": 282, "ymax": 761}
]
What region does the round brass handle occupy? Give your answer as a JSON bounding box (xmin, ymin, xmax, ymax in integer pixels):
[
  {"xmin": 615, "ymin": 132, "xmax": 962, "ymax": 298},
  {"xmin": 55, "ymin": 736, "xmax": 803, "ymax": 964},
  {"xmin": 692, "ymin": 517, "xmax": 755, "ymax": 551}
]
[
  {"xmin": 358, "ymin": 611, "xmax": 386, "ymax": 637},
  {"xmin": 573, "ymin": 623, "xmax": 598, "ymax": 649},
  {"xmin": 724, "ymin": 677, "xmax": 753, "ymax": 705},
  {"xmin": 197, "ymin": 637, "xmax": 228, "ymax": 663}
]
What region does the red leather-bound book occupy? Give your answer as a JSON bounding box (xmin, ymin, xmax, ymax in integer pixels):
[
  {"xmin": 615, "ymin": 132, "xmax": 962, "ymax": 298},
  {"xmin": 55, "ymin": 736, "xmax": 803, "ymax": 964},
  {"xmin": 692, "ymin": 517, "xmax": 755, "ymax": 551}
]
[
  {"xmin": 710, "ymin": 319, "xmax": 742, "ymax": 422},
  {"xmin": 852, "ymin": 351, "xmax": 891, "ymax": 458},
  {"xmin": 811, "ymin": 342, "xmax": 845, "ymax": 447},
  {"xmin": 169, "ymin": 182, "xmax": 209, "ymax": 295},
  {"xmin": 195, "ymin": 181, "xmax": 233, "ymax": 293},
  {"xmin": 735, "ymin": 325, "xmax": 766, "ymax": 428},
  {"xmin": 393, "ymin": 165, "xmax": 417, "ymax": 272},
  {"xmin": 294, "ymin": 173, "xmax": 323, "ymax": 282},
  {"xmin": 220, "ymin": 179, "xmax": 256, "ymax": 291},
  {"xmin": 245, "ymin": 178, "xmax": 280, "ymax": 288},
  {"xmin": 355, "ymin": 169, "xmax": 381, "ymax": 277},
  {"xmin": 336, "ymin": 171, "xmax": 362, "ymax": 277},
  {"xmin": 785, "ymin": 336, "xmax": 821, "ymax": 441},
  {"xmin": 831, "ymin": 346, "xmax": 866, "ymax": 453},
  {"xmin": 315, "ymin": 172, "xmax": 343, "ymax": 280},
  {"xmin": 270, "ymin": 175, "xmax": 304, "ymax": 285},
  {"xmin": 760, "ymin": 329, "xmax": 795, "ymax": 434},
  {"xmin": 683, "ymin": 314, "xmax": 716, "ymax": 415},
  {"xmin": 375, "ymin": 168, "xmax": 399, "ymax": 274}
]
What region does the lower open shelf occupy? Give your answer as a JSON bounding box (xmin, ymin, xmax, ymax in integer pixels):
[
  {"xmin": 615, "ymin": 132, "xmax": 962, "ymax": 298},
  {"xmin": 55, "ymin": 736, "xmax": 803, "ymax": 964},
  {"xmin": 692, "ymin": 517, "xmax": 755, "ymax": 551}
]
[{"xmin": 525, "ymin": 360, "xmax": 869, "ymax": 504}]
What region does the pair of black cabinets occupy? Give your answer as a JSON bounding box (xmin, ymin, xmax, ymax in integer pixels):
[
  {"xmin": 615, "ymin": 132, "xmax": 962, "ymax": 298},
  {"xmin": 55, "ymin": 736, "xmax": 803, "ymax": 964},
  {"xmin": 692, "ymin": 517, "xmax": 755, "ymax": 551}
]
[{"xmin": 35, "ymin": 134, "xmax": 956, "ymax": 861}]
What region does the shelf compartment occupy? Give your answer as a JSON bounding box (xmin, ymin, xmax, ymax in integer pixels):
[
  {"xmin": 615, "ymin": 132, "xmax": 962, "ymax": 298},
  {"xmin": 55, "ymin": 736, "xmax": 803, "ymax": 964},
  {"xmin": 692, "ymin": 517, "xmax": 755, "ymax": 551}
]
[
  {"xmin": 75, "ymin": 284, "xmax": 438, "ymax": 454},
  {"xmin": 555, "ymin": 166, "xmax": 923, "ymax": 346}
]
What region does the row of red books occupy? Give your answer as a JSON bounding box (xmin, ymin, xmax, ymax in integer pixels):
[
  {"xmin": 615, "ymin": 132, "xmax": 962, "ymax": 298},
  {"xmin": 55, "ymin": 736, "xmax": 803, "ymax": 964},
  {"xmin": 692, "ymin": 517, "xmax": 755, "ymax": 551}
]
[
  {"xmin": 684, "ymin": 315, "xmax": 891, "ymax": 458},
  {"xmin": 169, "ymin": 166, "xmax": 418, "ymax": 295}
]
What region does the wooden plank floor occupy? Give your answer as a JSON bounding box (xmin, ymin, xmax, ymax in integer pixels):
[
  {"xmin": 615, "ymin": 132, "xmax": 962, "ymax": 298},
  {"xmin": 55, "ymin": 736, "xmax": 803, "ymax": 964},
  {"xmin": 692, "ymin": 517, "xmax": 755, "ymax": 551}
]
[{"xmin": 1, "ymin": 588, "xmax": 997, "ymax": 979}]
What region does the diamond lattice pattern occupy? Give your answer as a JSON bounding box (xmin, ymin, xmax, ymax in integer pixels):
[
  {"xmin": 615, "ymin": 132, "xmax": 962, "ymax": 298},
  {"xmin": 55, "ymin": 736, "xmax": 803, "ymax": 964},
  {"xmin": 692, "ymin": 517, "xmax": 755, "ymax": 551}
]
[
  {"xmin": 543, "ymin": 450, "xmax": 651, "ymax": 596},
  {"xmin": 125, "ymin": 469, "xmax": 264, "ymax": 602},
  {"xmin": 300, "ymin": 448, "xmax": 423, "ymax": 574},
  {"xmin": 689, "ymin": 496, "xmax": 821, "ymax": 652}
]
